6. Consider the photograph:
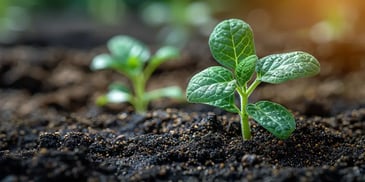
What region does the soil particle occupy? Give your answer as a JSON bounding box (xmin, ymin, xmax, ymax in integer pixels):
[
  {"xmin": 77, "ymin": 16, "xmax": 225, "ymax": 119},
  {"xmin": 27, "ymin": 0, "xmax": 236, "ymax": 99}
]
[{"xmin": 39, "ymin": 133, "xmax": 61, "ymax": 149}]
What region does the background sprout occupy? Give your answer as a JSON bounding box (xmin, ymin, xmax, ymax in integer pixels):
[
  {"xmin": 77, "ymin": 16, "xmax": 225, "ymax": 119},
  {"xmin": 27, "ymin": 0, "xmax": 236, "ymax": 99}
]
[{"xmin": 91, "ymin": 35, "xmax": 184, "ymax": 114}]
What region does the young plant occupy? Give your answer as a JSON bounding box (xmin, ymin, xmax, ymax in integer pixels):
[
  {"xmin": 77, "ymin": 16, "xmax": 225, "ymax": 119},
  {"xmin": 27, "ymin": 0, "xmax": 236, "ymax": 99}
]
[
  {"xmin": 186, "ymin": 19, "xmax": 320, "ymax": 140},
  {"xmin": 91, "ymin": 35, "xmax": 183, "ymax": 114}
]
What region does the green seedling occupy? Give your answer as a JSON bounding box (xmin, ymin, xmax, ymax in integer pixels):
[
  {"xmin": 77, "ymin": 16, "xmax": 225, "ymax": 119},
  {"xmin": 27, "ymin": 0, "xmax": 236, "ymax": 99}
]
[
  {"xmin": 91, "ymin": 35, "xmax": 183, "ymax": 114},
  {"xmin": 186, "ymin": 19, "xmax": 320, "ymax": 140}
]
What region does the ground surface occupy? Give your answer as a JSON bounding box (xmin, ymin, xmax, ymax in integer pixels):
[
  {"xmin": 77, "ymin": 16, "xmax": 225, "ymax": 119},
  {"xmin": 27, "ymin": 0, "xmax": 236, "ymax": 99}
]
[{"xmin": 0, "ymin": 17, "xmax": 364, "ymax": 181}]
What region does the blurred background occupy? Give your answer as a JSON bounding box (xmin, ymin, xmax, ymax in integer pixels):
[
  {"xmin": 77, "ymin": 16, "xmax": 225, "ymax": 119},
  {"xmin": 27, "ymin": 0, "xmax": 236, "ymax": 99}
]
[
  {"xmin": 1, "ymin": 0, "xmax": 365, "ymax": 72},
  {"xmin": 0, "ymin": 0, "xmax": 364, "ymax": 115}
]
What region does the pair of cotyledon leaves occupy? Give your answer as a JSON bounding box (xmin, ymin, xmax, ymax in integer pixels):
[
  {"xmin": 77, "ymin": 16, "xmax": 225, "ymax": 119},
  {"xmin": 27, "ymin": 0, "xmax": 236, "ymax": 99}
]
[{"xmin": 186, "ymin": 19, "xmax": 320, "ymax": 139}]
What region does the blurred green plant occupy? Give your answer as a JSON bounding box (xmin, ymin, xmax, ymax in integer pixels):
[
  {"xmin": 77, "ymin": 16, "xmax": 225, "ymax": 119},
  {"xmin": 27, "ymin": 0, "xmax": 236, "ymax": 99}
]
[
  {"xmin": 141, "ymin": 0, "xmax": 220, "ymax": 47},
  {"xmin": 86, "ymin": 0, "xmax": 125, "ymax": 25},
  {"xmin": 0, "ymin": 0, "xmax": 226, "ymax": 45},
  {"xmin": 0, "ymin": 0, "xmax": 126, "ymax": 43},
  {"xmin": 0, "ymin": 0, "xmax": 31, "ymax": 43},
  {"xmin": 91, "ymin": 35, "xmax": 184, "ymax": 114},
  {"xmin": 25, "ymin": 0, "xmax": 126, "ymax": 25}
]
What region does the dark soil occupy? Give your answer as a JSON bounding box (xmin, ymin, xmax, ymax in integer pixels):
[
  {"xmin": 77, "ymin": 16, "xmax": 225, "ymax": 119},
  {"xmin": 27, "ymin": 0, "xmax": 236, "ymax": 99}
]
[{"xmin": 0, "ymin": 18, "xmax": 364, "ymax": 181}]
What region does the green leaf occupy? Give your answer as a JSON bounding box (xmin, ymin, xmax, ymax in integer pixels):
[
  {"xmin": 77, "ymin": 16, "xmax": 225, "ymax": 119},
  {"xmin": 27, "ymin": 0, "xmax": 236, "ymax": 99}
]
[
  {"xmin": 106, "ymin": 90, "xmax": 130, "ymax": 103},
  {"xmin": 209, "ymin": 19, "xmax": 256, "ymax": 70},
  {"xmin": 107, "ymin": 35, "xmax": 150, "ymax": 63},
  {"xmin": 235, "ymin": 55, "xmax": 257, "ymax": 86},
  {"xmin": 144, "ymin": 46, "xmax": 180, "ymax": 79},
  {"xmin": 186, "ymin": 66, "xmax": 236, "ymax": 103},
  {"xmin": 205, "ymin": 95, "xmax": 238, "ymax": 113},
  {"xmin": 105, "ymin": 83, "xmax": 131, "ymax": 103},
  {"xmin": 150, "ymin": 46, "xmax": 179, "ymax": 65},
  {"xmin": 145, "ymin": 86, "xmax": 184, "ymax": 101},
  {"xmin": 96, "ymin": 95, "xmax": 108, "ymax": 106},
  {"xmin": 256, "ymin": 51, "xmax": 320, "ymax": 84},
  {"xmin": 108, "ymin": 83, "xmax": 130, "ymax": 93},
  {"xmin": 90, "ymin": 54, "xmax": 136, "ymax": 77},
  {"xmin": 90, "ymin": 54, "xmax": 115, "ymax": 70},
  {"xmin": 246, "ymin": 101, "xmax": 296, "ymax": 139},
  {"xmin": 95, "ymin": 87, "xmax": 131, "ymax": 106}
]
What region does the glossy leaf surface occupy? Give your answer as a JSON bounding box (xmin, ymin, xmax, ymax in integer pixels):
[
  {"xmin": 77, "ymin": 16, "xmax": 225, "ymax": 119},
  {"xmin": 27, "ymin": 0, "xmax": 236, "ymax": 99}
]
[
  {"xmin": 209, "ymin": 19, "xmax": 255, "ymax": 69},
  {"xmin": 205, "ymin": 95, "xmax": 238, "ymax": 113},
  {"xmin": 186, "ymin": 66, "xmax": 236, "ymax": 103},
  {"xmin": 257, "ymin": 51, "xmax": 320, "ymax": 84},
  {"xmin": 247, "ymin": 101, "xmax": 295, "ymax": 139},
  {"xmin": 235, "ymin": 55, "xmax": 257, "ymax": 86}
]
